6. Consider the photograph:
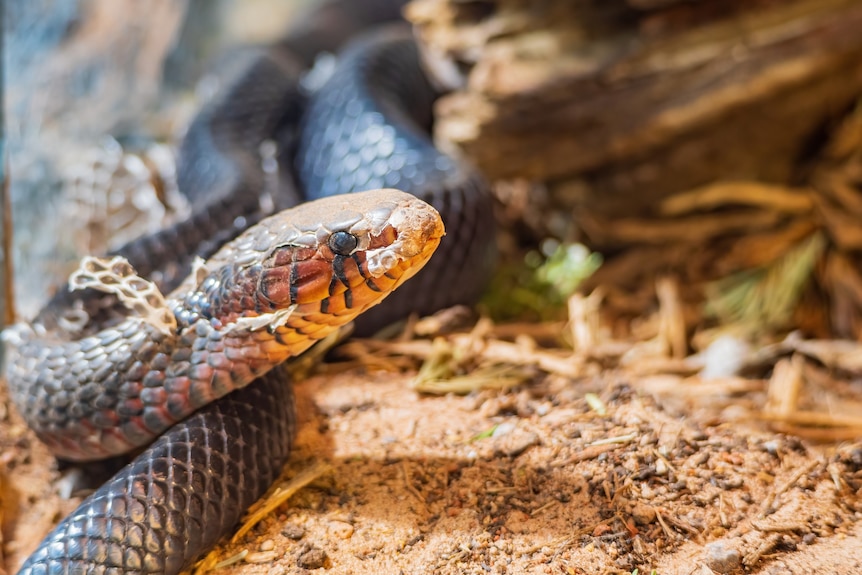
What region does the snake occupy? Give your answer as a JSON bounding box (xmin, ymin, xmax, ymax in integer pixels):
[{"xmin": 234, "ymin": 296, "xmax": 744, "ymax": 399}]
[{"xmin": 4, "ymin": 0, "xmax": 497, "ymax": 573}]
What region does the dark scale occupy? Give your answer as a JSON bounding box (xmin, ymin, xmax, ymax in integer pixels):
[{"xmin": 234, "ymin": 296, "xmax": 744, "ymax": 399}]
[
  {"xmin": 176, "ymin": 263, "xmax": 268, "ymax": 327},
  {"xmin": 330, "ymin": 256, "xmax": 352, "ymax": 293}
]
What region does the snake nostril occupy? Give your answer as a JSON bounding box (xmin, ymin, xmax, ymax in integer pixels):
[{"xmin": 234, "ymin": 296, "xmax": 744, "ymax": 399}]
[{"xmin": 328, "ymin": 231, "xmax": 359, "ymax": 256}]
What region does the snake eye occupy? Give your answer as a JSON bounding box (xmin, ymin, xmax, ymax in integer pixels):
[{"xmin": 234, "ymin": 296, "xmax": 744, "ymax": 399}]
[{"xmin": 328, "ymin": 231, "xmax": 359, "ymax": 256}]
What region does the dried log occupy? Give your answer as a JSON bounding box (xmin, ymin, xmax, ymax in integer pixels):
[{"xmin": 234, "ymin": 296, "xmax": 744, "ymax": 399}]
[
  {"xmin": 408, "ymin": 0, "xmax": 862, "ymax": 220},
  {"xmin": 408, "ymin": 0, "xmax": 862, "ymax": 340}
]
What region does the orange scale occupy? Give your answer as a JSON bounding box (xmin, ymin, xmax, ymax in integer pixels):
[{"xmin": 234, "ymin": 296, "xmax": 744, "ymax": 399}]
[
  {"xmin": 291, "ymin": 260, "xmax": 336, "ymax": 304},
  {"xmin": 275, "ymin": 329, "xmax": 313, "ymax": 346}
]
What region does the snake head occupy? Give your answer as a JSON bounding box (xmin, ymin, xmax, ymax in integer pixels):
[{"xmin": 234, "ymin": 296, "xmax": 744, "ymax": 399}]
[{"xmin": 195, "ymin": 188, "xmax": 444, "ymax": 330}]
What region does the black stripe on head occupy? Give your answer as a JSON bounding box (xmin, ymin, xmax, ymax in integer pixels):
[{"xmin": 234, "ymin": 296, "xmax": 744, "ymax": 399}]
[
  {"xmin": 353, "ymin": 251, "xmax": 382, "ymax": 291},
  {"xmin": 289, "ymin": 262, "xmax": 299, "ymax": 304},
  {"xmin": 352, "ymin": 253, "xmax": 370, "ymax": 280},
  {"xmin": 333, "ymin": 255, "xmax": 350, "ymax": 289}
]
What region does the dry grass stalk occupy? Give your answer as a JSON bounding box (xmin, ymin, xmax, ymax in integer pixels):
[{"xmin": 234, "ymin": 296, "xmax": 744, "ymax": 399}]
[
  {"xmin": 764, "ymin": 354, "xmax": 804, "ymax": 419},
  {"xmin": 567, "ymin": 289, "xmax": 603, "ymax": 352},
  {"xmin": 581, "ymin": 210, "xmax": 785, "ymax": 246},
  {"xmin": 233, "ymin": 461, "xmax": 332, "ymax": 543},
  {"xmin": 780, "ymin": 337, "xmax": 862, "ymax": 373},
  {"xmin": 655, "ymin": 276, "xmax": 687, "ymax": 359},
  {"xmin": 659, "ymin": 182, "xmax": 814, "ymax": 216}
]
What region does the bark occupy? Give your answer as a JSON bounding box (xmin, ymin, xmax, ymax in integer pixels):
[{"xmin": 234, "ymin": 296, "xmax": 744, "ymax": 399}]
[
  {"xmin": 407, "ymin": 0, "xmax": 862, "ymax": 339},
  {"xmin": 408, "ymin": 0, "xmax": 862, "ymax": 220}
]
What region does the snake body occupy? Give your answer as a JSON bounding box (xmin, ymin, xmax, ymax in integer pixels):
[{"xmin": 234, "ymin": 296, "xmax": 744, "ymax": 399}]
[
  {"xmin": 7, "ymin": 190, "xmax": 444, "ymax": 461},
  {"xmin": 17, "ymin": 366, "xmax": 296, "ymax": 575},
  {"xmin": 6, "ymin": 0, "xmax": 496, "ymax": 572}
]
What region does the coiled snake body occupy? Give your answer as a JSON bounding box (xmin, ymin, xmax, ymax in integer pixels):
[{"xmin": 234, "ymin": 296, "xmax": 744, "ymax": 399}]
[{"xmin": 5, "ymin": 1, "xmax": 496, "ymax": 573}]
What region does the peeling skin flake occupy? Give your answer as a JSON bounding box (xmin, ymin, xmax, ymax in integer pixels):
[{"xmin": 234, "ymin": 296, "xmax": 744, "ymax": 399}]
[
  {"xmin": 227, "ymin": 305, "xmax": 297, "ymax": 334},
  {"xmin": 68, "ymin": 255, "xmax": 177, "ymax": 336}
]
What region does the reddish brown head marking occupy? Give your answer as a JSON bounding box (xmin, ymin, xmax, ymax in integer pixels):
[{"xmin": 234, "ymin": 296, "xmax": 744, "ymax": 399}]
[{"xmin": 190, "ymin": 189, "xmax": 443, "ymax": 328}]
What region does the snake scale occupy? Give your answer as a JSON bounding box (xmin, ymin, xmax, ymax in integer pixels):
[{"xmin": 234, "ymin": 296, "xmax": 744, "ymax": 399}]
[{"xmin": 4, "ymin": 0, "xmax": 496, "ymax": 573}]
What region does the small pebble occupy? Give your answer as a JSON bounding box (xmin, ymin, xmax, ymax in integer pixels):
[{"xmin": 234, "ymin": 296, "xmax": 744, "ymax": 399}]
[
  {"xmin": 638, "ymin": 432, "xmax": 658, "ymax": 447},
  {"xmin": 687, "ymin": 429, "xmax": 708, "ymax": 442},
  {"xmin": 328, "ymin": 520, "xmax": 355, "ymax": 539},
  {"xmin": 761, "ymin": 439, "xmax": 782, "ymax": 455},
  {"xmin": 281, "ymin": 524, "xmax": 306, "ymax": 540},
  {"xmin": 689, "ymin": 451, "xmax": 710, "ymax": 467},
  {"xmin": 699, "ymin": 335, "xmax": 749, "ymax": 379},
  {"xmin": 703, "ymin": 540, "xmax": 742, "ymax": 573},
  {"xmin": 491, "ymin": 422, "xmax": 516, "ymax": 438},
  {"xmin": 493, "ymin": 430, "xmax": 539, "ymax": 458},
  {"xmin": 630, "ymin": 503, "xmax": 656, "ymax": 525},
  {"xmin": 297, "ymin": 547, "xmax": 328, "ymax": 570}
]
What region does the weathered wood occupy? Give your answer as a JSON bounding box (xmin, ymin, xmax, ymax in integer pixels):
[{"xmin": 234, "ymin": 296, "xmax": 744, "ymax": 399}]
[
  {"xmin": 409, "ymin": 0, "xmax": 862, "ymax": 218},
  {"xmin": 408, "ymin": 0, "xmax": 862, "ymax": 339}
]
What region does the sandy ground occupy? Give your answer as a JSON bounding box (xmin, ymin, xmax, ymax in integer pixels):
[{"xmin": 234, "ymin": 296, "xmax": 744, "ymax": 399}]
[{"xmin": 3, "ymin": 348, "xmax": 861, "ymax": 575}]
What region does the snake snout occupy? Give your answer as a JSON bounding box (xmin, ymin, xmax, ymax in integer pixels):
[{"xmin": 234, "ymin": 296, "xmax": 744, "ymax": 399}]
[{"xmin": 361, "ymin": 189, "xmax": 445, "ymax": 279}]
